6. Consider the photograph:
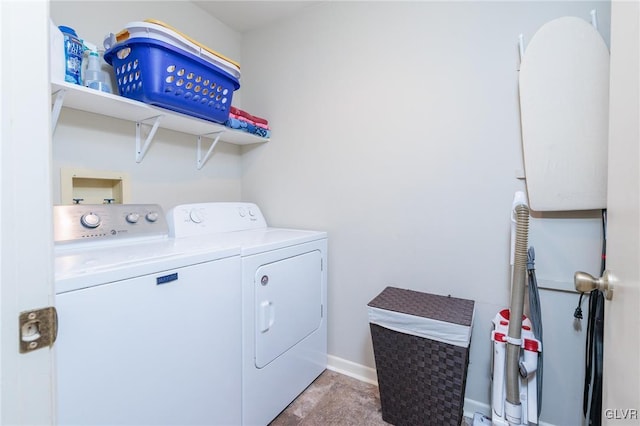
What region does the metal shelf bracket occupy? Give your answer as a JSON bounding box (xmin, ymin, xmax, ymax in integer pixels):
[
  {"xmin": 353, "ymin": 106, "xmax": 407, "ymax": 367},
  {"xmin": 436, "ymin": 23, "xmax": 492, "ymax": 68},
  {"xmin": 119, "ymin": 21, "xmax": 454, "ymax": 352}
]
[
  {"xmin": 135, "ymin": 115, "xmax": 163, "ymax": 163},
  {"xmin": 51, "ymin": 88, "xmax": 66, "ymax": 135},
  {"xmin": 196, "ymin": 131, "xmax": 224, "ymax": 170}
]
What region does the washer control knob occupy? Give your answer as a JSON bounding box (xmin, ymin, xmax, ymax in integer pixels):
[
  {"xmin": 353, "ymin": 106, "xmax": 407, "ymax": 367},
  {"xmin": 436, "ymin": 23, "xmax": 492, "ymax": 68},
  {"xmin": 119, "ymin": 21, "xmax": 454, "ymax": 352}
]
[
  {"xmin": 238, "ymin": 207, "xmax": 246, "ymax": 217},
  {"xmin": 248, "ymin": 208, "xmax": 255, "ymax": 217},
  {"xmin": 126, "ymin": 213, "xmax": 140, "ymax": 223},
  {"xmin": 145, "ymin": 211, "xmax": 159, "ymax": 222},
  {"xmin": 189, "ymin": 209, "xmax": 203, "ymax": 224},
  {"xmin": 80, "ymin": 212, "xmax": 101, "ymax": 229}
]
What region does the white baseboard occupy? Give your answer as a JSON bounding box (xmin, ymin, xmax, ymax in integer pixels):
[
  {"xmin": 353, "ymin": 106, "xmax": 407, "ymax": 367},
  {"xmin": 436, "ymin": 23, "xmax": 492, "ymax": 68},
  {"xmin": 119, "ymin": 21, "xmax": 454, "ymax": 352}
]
[
  {"xmin": 326, "ymin": 354, "xmax": 556, "ymax": 426},
  {"xmin": 327, "ymin": 354, "xmax": 378, "ymax": 385}
]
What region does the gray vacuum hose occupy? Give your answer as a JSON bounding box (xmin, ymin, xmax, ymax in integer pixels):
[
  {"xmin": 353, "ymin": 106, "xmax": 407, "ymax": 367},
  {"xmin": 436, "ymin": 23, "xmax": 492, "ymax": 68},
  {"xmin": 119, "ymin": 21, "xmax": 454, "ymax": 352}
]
[
  {"xmin": 526, "ymin": 247, "xmax": 543, "ymax": 417},
  {"xmin": 506, "ymin": 204, "xmax": 530, "ymax": 413}
]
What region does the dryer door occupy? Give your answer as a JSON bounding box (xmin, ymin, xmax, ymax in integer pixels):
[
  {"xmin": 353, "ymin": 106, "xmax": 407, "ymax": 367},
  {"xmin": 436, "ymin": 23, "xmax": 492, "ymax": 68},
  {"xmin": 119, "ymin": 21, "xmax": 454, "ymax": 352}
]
[{"xmin": 254, "ymin": 250, "xmax": 322, "ymax": 368}]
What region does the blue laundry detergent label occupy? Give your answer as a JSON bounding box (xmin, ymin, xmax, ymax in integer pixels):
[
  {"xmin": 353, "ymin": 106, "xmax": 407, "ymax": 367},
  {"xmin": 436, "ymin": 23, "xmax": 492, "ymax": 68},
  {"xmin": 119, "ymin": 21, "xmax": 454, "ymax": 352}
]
[{"xmin": 63, "ymin": 34, "xmax": 83, "ymax": 85}]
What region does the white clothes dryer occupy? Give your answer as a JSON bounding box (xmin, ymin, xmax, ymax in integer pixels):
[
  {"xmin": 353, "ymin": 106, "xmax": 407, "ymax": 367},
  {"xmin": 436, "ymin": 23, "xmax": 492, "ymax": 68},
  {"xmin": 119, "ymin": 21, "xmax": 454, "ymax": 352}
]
[
  {"xmin": 167, "ymin": 202, "xmax": 328, "ymax": 426},
  {"xmin": 54, "ymin": 204, "xmax": 242, "ymax": 426}
]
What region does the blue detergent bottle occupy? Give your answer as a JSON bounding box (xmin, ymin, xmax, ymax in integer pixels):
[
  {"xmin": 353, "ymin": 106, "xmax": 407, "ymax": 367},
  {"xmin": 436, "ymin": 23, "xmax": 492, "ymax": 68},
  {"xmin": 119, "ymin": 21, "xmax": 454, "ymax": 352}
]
[{"xmin": 59, "ymin": 25, "xmax": 83, "ymax": 85}]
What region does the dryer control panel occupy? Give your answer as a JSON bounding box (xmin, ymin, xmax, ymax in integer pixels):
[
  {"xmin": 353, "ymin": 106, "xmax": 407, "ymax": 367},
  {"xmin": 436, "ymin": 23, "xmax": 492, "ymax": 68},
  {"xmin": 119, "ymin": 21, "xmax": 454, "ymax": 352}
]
[
  {"xmin": 167, "ymin": 202, "xmax": 267, "ymax": 237},
  {"xmin": 54, "ymin": 204, "xmax": 168, "ymax": 244}
]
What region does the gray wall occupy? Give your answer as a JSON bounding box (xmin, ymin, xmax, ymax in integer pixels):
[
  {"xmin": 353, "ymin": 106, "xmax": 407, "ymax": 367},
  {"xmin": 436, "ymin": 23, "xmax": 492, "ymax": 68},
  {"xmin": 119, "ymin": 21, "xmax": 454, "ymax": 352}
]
[
  {"xmin": 239, "ymin": 2, "xmax": 609, "ymax": 425},
  {"xmin": 50, "ymin": 1, "xmax": 611, "ymax": 425}
]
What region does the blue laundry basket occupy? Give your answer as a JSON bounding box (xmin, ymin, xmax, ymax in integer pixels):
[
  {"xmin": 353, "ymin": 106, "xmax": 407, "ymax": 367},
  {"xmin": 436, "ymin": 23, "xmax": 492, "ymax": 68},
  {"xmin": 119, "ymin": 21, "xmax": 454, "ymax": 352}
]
[{"xmin": 104, "ymin": 37, "xmax": 240, "ymax": 124}]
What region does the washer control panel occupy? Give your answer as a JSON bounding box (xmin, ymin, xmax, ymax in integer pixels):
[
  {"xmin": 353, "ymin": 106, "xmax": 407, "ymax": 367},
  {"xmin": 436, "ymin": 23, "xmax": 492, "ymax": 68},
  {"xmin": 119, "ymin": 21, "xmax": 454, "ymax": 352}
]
[
  {"xmin": 167, "ymin": 202, "xmax": 267, "ymax": 237},
  {"xmin": 54, "ymin": 204, "xmax": 168, "ymax": 244}
]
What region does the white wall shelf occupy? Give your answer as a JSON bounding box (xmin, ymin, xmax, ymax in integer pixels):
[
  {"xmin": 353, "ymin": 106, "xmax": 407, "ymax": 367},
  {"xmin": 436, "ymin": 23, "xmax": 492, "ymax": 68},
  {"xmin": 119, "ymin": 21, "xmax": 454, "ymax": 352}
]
[{"xmin": 51, "ymin": 80, "xmax": 269, "ymax": 168}]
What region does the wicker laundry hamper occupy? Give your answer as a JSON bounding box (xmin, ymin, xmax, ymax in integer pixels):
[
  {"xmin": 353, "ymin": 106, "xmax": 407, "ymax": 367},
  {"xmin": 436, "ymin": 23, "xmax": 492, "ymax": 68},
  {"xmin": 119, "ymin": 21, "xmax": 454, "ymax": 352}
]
[{"xmin": 367, "ymin": 287, "xmax": 475, "ymax": 426}]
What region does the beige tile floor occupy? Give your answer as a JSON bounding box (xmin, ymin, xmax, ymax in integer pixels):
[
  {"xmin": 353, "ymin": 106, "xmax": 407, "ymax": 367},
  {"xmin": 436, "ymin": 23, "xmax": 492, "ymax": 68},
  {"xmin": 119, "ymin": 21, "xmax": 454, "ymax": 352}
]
[{"xmin": 269, "ymin": 369, "xmax": 473, "ymax": 426}]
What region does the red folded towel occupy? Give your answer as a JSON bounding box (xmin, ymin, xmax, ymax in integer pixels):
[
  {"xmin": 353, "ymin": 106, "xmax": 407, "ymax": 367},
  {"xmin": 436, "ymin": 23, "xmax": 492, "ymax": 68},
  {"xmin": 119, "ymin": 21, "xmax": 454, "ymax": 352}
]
[{"xmin": 230, "ymin": 106, "xmax": 268, "ymax": 126}]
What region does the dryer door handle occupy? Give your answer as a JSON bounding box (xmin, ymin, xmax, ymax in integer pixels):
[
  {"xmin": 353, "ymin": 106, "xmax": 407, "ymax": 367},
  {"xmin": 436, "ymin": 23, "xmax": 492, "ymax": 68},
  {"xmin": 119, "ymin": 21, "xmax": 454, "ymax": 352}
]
[{"xmin": 258, "ymin": 300, "xmax": 275, "ymax": 333}]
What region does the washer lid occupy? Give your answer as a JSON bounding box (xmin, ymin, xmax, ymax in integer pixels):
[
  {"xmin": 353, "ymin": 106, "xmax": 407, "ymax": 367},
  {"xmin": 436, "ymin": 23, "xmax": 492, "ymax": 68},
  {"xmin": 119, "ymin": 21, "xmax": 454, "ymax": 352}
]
[{"xmin": 55, "ymin": 238, "xmax": 239, "ymax": 293}]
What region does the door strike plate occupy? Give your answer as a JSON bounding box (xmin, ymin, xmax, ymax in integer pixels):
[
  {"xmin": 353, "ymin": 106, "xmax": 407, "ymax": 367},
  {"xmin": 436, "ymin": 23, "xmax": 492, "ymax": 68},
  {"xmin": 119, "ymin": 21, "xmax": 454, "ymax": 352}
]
[{"xmin": 19, "ymin": 307, "xmax": 58, "ymax": 354}]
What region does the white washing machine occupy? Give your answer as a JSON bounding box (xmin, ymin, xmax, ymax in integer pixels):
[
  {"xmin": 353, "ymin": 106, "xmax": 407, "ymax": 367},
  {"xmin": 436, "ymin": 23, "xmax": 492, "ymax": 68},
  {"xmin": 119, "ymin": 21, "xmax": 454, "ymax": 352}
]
[
  {"xmin": 167, "ymin": 202, "xmax": 328, "ymax": 426},
  {"xmin": 54, "ymin": 204, "xmax": 242, "ymax": 426}
]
